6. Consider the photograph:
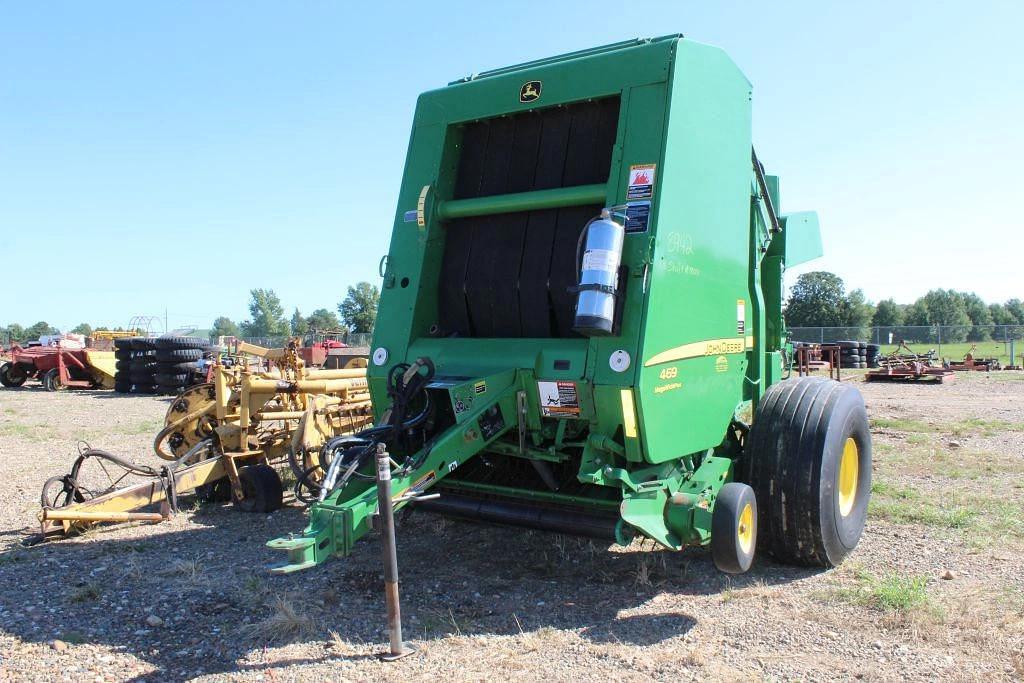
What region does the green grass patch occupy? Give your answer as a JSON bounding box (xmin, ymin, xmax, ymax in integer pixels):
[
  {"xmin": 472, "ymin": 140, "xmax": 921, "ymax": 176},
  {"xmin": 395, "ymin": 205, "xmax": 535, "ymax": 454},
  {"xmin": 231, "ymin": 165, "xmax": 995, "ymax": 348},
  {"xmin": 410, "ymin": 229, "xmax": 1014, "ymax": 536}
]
[
  {"xmin": 871, "ymin": 477, "xmax": 1024, "ymax": 544},
  {"xmin": 871, "ymin": 575, "xmax": 931, "ymax": 611},
  {"xmin": 949, "ymin": 418, "xmax": 1024, "ymax": 437},
  {"xmin": 0, "ymin": 423, "xmax": 55, "ymax": 440},
  {"xmin": 871, "ymin": 417, "xmax": 933, "ymax": 432},
  {"xmin": 870, "ymin": 481, "xmax": 919, "ymax": 500},
  {"xmin": 116, "ymin": 418, "xmax": 164, "ymax": 435},
  {"xmin": 871, "ymin": 497, "xmax": 976, "ymax": 528},
  {"xmin": 830, "ymin": 572, "xmax": 932, "ymax": 613},
  {"xmin": 878, "ymin": 341, "xmax": 1017, "ymax": 365}
]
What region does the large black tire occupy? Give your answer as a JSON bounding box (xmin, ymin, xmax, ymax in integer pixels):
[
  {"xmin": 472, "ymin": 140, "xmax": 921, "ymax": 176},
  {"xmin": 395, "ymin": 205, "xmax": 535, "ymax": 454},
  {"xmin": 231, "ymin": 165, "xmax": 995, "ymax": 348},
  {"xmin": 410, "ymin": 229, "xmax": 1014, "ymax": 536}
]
[
  {"xmin": 42, "ymin": 368, "xmax": 65, "ymax": 392},
  {"xmin": 154, "ymin": 372, "xmax": 189, "ymax": 385},
  {"xmin": 129, "ymin": 360, "xmax": 157, "ymax": 371},
  {"xmin": 155, "ymin": 336, "xmax": 207, "ymax": 350},
  {"xmin": 746, "ymin": 377, "xmax": 871, "ymax": 567},
  {"xmin": 113, "ymin": 338, "xmax": 134, "ymax": 350},
  {"xmin": 1, "ymin": 362, "xmax": 29, "ymax": 388},
  {"xmin": 155, "ymin": 361, "xmax": 199, "ymax": 373},
  {"xmin": 114, "ymin": 349, "xmax": 133, "ymax": 361},
  {"xmin": 156, "ymin": 348, "xmax": 203, "ymax": 363},
  {"xmin": 130, "ymin": 337, "xmax": 157, "ymax": 351},
  {"xmin": 130, "ymin": 383, "xmax": 158, "ymax": 395},
  {"xmin": 711, "ymin": 482, "xmax": 758, "ymax": 574},
  {"xmin": 115, "ymin": 359, "xmax": 132, "ymax": 372},
  {"xmin": 233, "ymin": 465, "xmax": 283, "ymax": 513},
  {"xmin": 114, "ymin": 381, "xmax": 132, "ymax": 394}
]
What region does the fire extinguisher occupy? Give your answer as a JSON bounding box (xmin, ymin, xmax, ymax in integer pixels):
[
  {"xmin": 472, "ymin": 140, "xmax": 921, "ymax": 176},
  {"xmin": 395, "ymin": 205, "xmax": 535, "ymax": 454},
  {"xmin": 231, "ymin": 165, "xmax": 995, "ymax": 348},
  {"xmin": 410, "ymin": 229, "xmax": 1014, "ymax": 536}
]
[{"xmin": 573, "ymin": 208, "xmax": 624, "ymax": 336}]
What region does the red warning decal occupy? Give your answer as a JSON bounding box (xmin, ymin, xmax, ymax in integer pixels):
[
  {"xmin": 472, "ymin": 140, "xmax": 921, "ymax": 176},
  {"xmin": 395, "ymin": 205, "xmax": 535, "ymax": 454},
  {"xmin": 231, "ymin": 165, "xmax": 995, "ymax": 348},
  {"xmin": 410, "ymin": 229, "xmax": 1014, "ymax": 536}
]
[{"xmin": 627, "ymin": 164, "xmax": 656, "ymax": 200}]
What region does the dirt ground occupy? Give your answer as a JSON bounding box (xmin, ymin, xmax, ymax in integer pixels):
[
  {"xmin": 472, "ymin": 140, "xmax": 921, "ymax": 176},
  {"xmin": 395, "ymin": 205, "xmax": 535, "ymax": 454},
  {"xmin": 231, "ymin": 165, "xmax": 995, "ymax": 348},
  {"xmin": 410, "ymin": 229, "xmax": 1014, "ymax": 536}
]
[{"xmin": 0, "ymin": 372, "xmax": 1021, "ymax": 682}]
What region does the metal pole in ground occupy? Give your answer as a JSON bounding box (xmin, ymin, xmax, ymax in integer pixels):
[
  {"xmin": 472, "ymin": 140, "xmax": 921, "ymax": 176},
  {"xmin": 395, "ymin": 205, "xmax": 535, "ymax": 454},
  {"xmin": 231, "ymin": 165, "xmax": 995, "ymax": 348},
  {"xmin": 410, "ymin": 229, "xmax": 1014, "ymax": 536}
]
[{"xmin": 375, "ymin": 443, "xmax": 416, "ymax": 661}]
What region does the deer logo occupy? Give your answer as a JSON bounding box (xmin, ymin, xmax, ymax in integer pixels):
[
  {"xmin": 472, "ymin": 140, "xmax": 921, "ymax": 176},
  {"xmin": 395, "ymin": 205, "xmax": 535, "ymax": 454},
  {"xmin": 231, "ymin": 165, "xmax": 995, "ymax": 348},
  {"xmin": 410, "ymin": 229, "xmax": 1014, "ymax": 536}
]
[{"xmin": 520, "ymin": 80, "xmax": 542, "ymax": 103}]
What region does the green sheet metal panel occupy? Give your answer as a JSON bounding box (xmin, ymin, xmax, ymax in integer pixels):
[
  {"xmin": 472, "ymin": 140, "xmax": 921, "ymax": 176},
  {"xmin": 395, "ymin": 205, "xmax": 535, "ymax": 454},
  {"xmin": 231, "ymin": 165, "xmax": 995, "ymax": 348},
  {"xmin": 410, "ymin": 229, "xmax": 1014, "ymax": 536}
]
[
  {"xmin": 369, "ymin": 38, "xmax": 682, "ymax": 420},
  {"xmin": 635, "ymin": 41, "xmax": 754, "ymax": 463},
  {"xmin": 781, "ymin": 211, "xmax": 822, "ymax": 267}
]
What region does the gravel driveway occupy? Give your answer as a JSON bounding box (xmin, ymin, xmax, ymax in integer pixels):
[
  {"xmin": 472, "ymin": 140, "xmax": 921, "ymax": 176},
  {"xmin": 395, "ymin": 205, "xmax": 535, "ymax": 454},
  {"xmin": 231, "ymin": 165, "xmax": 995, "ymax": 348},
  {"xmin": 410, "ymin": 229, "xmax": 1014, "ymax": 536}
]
[{"xmin": 0, "ymin": 373, "xmax": 1021, "ymax": 682}]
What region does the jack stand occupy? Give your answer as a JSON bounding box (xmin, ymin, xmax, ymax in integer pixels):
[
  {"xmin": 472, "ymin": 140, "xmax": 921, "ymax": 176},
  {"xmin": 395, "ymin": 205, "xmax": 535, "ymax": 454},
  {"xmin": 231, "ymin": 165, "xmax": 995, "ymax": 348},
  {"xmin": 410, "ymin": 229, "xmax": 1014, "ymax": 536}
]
[{"xmin": 375, "ymin": 443, "xmax": 416, "ymax": 662}]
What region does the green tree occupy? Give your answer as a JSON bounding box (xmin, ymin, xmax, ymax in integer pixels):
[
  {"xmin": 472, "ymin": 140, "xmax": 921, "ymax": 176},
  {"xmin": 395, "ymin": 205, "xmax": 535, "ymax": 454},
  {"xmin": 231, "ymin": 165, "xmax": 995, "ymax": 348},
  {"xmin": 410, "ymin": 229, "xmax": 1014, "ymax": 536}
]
[
  {"xmin": 903, "ymin": 300, "xmax": 931, "ymax": 327},
  {"xmin": 1005, "ymin": 298, "xmax": 1024, "ymax": 325},
  {"xmin": 24, "ymin": 321, "xmax": 59, "ymax": 341},
  {"xmin": 784, "ymin": 271, "xmax": 848, "ymax": 327},
  {"xmin": 240, "ymin": 288, "xmax": 289, "ymax": 338},
  {"xmin": 306, "ymin": 308, "xmax": 342, "ymax": 331},
  {"xmin": 989, "ymin": 303, "xmax": 1015, "ymax": 326},
  {"xmin": 840, "ymin": 289, "xmax": 874, "ymax": 328},
  {"xmin": 210, "ymin": 316, "xmax": 240, "ymax": 341},
  {"xmin": 338, "ymin": 282, "xmax": 379, "ymax": 333},
  {"xmin": 960, "ymin": 292, "xmax": 993, "ymax": 340},
  {"xmin": 70, "ymin": 323, "xmax": 93, "ymax": 336},
  {"xmin": 909, "ymin": 289, "xmax": 971, "ymax": 342},
  {"xmin": 872, "ymin": 299, "xmax": 903, "ymax": 327},
  {"xmin": 290, "ymin": 308, "xmax": 309, "ymax": 337},
  {"xmin": 2, "ymin": 323, "xmax": 26, "ymax": 344}
]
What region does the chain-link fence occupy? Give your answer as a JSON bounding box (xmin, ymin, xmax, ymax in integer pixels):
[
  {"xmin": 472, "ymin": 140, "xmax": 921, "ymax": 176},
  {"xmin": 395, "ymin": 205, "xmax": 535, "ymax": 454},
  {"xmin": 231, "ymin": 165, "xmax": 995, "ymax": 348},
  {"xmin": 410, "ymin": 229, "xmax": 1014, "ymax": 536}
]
[
  {"xmin": 230, "ymin": 332, "xmax": 374, "ymax": 348},
  {"xmin": 790, "ymin": 325, "xmax": 1024, "ymax": 363}
]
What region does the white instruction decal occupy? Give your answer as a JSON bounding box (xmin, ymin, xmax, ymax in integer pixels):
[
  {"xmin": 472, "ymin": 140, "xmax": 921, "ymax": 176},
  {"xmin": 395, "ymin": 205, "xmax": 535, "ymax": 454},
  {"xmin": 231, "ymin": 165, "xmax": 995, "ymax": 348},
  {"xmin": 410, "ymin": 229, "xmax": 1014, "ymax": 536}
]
[
  {"xmin": 538, "ymin": 380, "xmax": 581, "ymax": 417},
  {"xmin": 582, "ymin": 249, "xmax": 618, "ymax": 273}
]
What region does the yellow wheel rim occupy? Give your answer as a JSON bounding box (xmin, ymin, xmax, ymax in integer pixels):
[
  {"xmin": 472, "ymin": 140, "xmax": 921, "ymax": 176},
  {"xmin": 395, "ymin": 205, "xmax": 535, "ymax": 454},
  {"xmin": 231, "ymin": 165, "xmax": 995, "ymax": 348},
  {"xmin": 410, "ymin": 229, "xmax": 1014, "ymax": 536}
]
[
  {"xmin": 838, "ymin": 437, "xmax": 859, "ymax": 517},
  {"xmin": 737, "ymin": 502, "xmax": 754, "ymax": 554}
]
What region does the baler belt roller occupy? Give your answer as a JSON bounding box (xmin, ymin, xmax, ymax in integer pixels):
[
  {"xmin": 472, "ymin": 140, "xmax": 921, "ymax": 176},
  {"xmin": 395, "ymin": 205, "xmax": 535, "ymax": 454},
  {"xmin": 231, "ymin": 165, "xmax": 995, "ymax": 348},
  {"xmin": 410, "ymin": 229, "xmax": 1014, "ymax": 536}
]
[{"xmin": 414, "ymin": 493, "xmax": 619, "ymax": 540}]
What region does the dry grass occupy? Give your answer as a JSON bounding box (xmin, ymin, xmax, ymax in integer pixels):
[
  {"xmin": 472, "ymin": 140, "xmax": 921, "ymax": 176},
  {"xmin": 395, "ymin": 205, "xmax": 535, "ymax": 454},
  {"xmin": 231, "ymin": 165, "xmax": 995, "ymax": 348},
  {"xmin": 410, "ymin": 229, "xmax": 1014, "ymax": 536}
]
[
  {"xmin": 241, "ymin": 595, "xmax": 317, "ymax": 644},
  {"xmin": 157, "ymin": 555, "xmax": 206, "ymax": 584}
]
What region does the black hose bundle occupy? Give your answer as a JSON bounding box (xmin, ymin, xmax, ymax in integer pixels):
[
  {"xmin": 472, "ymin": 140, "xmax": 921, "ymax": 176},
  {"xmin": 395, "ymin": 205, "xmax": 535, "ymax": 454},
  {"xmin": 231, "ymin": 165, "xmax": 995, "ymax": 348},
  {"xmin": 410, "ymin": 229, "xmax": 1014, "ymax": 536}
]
[
  {"xmin": 291, "ymin": 357, "xmax": 435, "ymax": 504},
  {"xmin": 41, "ymin": 439, "xmax": 216, "ymax": 512}
]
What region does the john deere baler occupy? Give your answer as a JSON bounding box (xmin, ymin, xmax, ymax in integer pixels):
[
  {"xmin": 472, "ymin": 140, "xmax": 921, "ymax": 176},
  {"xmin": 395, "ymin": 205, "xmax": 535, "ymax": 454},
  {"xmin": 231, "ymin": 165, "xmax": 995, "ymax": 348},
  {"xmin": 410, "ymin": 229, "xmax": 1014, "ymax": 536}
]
[{"xmin": 271, "ymin": 35, "xmax": 871, "ymax": 575}]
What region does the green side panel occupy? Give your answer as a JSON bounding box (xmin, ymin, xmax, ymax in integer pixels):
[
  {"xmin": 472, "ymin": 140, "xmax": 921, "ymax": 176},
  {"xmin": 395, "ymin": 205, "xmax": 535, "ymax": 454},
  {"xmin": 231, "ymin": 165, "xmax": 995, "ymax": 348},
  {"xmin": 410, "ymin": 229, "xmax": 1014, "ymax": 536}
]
[
  {"xmin": 635, "ymin": 41, "xmax": 754, "ymax": 463},
  {"xmin": 781, "ymin": 211, "xmax": 822, "ymax": 267}
]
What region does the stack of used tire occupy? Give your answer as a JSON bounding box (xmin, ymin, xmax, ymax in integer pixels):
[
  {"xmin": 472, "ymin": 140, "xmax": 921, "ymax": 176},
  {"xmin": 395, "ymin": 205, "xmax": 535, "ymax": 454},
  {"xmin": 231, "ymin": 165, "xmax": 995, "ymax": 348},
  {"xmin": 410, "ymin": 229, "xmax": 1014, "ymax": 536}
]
[
  {"xmin": 128, "ymin": 337, "xmax": 159, "ymax": 394},
  {"xmin": 865, "ymin": 344, "xmax": 881, "ymax": 368},
  {"xmin": 834, "ymin": 340, "xmax": 867, "ymax": 369},
  {"xmin": 154, "ymin": 336, "xmax": 206, "ymax": 396},
  {"xmin": 113, "ymin": 338, "xmax": 134, "ymax": 393}
]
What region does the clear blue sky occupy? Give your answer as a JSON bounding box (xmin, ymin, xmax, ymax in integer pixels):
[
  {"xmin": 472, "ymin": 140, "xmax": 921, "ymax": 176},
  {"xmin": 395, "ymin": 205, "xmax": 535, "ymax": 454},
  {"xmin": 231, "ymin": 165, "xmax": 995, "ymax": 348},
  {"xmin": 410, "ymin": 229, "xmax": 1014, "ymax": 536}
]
[{"xmin": 2, "ymin": 1, "xmax": 1021, "ymax": 332}]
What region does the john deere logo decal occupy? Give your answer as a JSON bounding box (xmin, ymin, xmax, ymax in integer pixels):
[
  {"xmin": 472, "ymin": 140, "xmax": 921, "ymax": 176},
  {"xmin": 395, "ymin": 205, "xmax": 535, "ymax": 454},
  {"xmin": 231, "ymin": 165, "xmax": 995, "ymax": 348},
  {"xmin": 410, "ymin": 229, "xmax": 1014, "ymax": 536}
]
[{"xmin": 520, "ymin": 81, "xmax": 542, "ymax": 103}]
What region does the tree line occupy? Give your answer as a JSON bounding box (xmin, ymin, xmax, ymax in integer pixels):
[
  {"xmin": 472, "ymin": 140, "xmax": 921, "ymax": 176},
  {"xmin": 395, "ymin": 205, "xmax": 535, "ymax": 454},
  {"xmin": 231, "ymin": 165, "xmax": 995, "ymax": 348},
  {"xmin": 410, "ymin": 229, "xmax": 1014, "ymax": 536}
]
[
  {"xmin": 1, "ymin": 282, "xmax": 380, "ymax": 345},
  {"xmin": 210, "ymin": 282, "xmax": 380, "ymax": 340},
  {"xmin": 785, "ymin": 271, "xmax": 1024, "ymax": 342}
]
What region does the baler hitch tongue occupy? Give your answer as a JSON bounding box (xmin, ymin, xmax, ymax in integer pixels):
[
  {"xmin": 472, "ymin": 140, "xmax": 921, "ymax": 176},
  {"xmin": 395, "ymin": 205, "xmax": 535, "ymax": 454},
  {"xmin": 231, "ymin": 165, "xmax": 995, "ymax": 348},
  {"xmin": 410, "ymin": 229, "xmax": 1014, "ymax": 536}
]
[{"xmin": 265, "ymin": 536, "xmax": 318, "ymax": 574}]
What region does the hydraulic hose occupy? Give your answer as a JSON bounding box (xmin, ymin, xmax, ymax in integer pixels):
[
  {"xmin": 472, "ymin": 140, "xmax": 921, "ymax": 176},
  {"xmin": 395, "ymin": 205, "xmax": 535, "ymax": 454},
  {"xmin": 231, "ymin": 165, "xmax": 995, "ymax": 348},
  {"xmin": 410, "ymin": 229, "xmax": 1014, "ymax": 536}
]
[{"xmin": 291, "ymin": 357, "xmax": 435, "ymax": 504}]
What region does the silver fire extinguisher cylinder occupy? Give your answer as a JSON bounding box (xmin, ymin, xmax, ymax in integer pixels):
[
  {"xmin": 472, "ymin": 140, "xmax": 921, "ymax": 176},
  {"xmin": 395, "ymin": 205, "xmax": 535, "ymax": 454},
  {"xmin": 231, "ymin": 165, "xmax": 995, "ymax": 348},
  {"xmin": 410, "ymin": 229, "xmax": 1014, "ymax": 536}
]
[{"xmin": 573, "ymin": 209, "xmax": 624, "ymax": 335}]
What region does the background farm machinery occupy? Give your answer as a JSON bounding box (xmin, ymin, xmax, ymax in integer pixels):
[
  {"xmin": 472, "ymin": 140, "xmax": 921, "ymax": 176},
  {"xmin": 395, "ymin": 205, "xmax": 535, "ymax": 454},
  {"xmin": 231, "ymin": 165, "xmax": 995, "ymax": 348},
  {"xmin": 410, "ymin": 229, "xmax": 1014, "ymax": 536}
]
[
  {"xmin": 0, "ymin": 342, "xmax": 117, "ymax": 391},
  {"xmin": 33, "ymin": 341, "xmax": 371, "ymax": 540}
]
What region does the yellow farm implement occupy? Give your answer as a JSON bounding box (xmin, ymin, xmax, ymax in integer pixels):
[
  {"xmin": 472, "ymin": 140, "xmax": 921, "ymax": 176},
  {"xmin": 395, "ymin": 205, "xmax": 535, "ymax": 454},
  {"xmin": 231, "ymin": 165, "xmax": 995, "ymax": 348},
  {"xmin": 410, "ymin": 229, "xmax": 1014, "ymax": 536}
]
[{"xmin": 31, "ymin": 340, "xmax": 371, "ymax": 542}]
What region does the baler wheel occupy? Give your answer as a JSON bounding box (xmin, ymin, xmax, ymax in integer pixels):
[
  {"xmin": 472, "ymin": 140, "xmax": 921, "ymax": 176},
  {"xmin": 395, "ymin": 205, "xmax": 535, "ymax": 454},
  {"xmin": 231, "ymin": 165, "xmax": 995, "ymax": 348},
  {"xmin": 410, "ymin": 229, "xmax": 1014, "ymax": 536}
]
[
  {"xmin": 43, "ymin": 369, "xmax": 65, "ymax": 392},
  {"xmin": 0, "ymin": 362, "xmax": 28, "ymax": 388},
  {"xmin": 711, "ymin": 482, "xmax": 758, "ymax": 574},
  {"xmin": 746, "ymin": 377, "xmax": 871, "ymax": 567},
  {"xmin": 233, "ymin": 464, "xmax": 283, "ymax": 513}
]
